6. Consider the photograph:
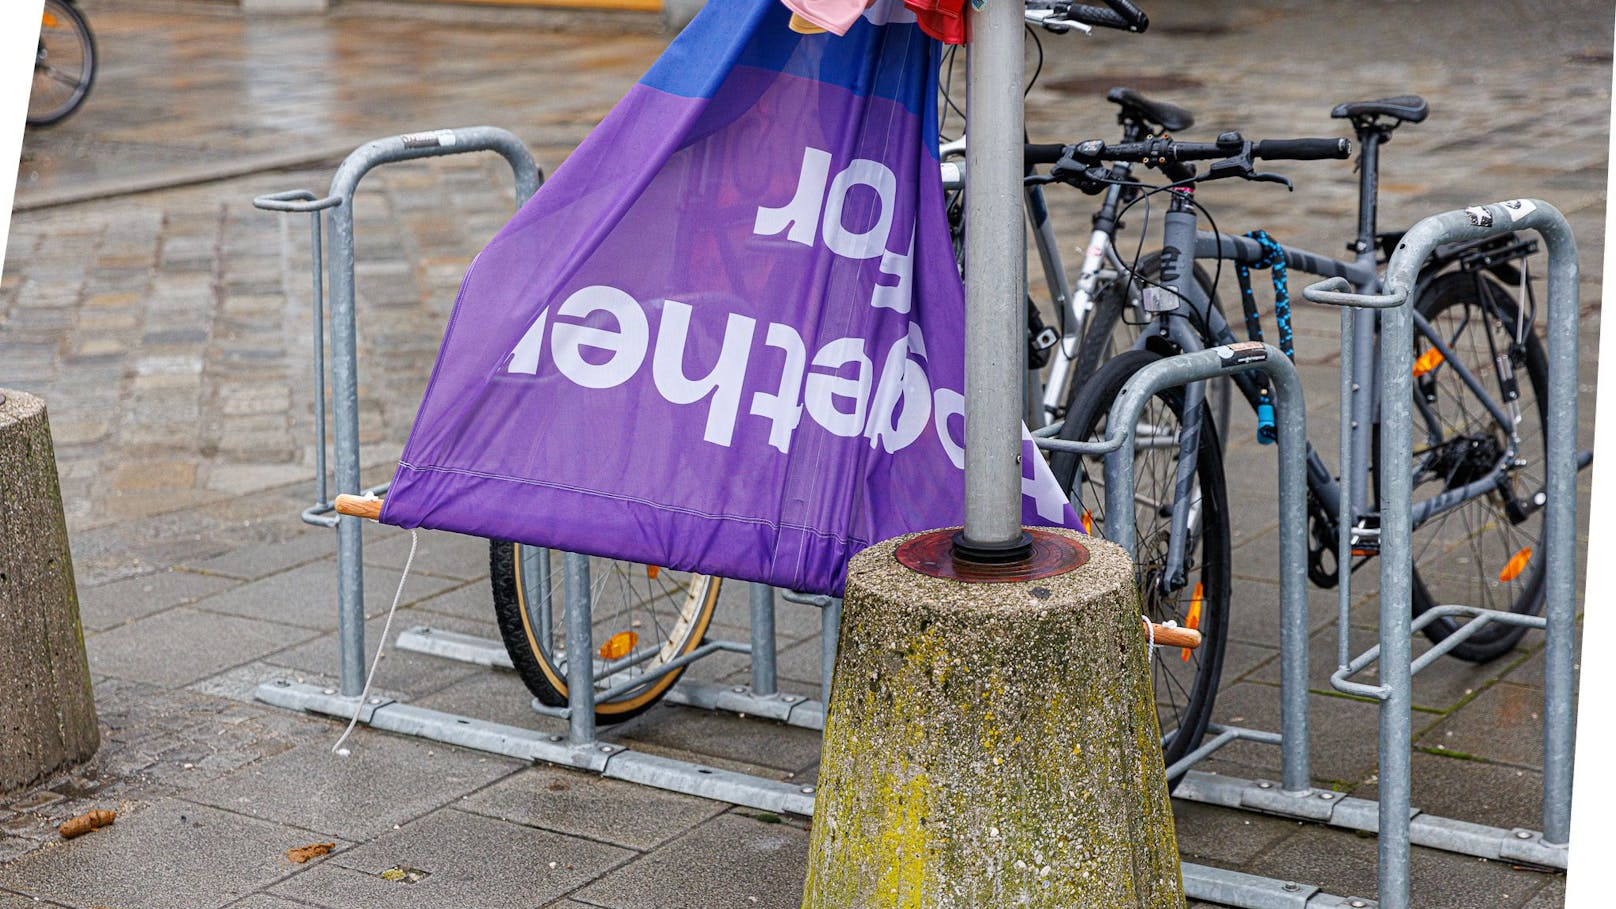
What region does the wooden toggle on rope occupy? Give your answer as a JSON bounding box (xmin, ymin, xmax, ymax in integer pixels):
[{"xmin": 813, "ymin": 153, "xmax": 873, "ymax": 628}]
[{"xmin": 330, "ymin": 494, "xmax": 1202, "ymax": 651}]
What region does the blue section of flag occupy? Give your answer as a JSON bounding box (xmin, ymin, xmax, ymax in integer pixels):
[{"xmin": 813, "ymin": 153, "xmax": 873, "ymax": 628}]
[{"xmin": 641, "ymin": 0, "xmax": 932, "ymax": 117}]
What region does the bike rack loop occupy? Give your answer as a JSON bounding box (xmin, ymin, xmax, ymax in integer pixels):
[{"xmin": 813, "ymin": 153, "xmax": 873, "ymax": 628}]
[
  {"xmin": 1099, "ymin": 342, "xmax": 1313, "ymax": 795},
  {"xmin": 1305, "ymin": 198, "xmax": 1580, "ymax": 909},
  {"xmin": 254, "ymin": 126, "xmax": 543, "ymax": 696}
]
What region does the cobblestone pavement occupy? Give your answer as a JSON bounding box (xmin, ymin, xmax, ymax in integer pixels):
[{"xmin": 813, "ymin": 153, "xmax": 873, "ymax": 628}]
[{"xmin": 0, "ymin": 0, "xmax": 1609, "ymax": 907}]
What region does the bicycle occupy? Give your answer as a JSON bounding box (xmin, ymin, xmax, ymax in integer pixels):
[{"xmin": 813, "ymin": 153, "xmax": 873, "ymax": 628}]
[
  {"xmin": 1046, "ymin": 97, "xmax": 1570, "ymax": 770},
  {"xmin": 29, "ymin": 0, "xmax": 96, "ymax": 127},
  {"xmin": 940, "ymin": 87, "xmax": 1220, "ymax": 430}
]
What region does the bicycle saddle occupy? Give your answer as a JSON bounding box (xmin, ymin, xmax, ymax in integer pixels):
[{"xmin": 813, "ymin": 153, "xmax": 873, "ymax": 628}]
[
  {"xmin": 1107, "ymin": 87, "xmax": 1194, "ymax": 132},
  {"xmin": 1330, "ymin": 95, "xmax": 1429, "ymax": 124}
]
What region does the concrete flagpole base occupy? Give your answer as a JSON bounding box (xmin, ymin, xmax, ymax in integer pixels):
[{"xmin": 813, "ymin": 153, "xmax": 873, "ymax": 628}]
[{"xmin": 802, "ymin": 528, "xmax": 1185, "ymax": 909}]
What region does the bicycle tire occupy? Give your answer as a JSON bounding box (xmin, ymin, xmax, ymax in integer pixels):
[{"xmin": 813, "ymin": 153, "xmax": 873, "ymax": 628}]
[
  {"xmin": 1383, "ymin": 271, "xmax": 1550, "ymax": 662},
  {"xmin": 1050, "ymin": 349, "xmax": 1231, "ymax": 781},
  {"xmin": 1069, "ymin": 252, "xmax": 1230, "ymax": 440},
  {"xmin": 489, "ymin": 540, "xmax": 721, "ymax": 723},
  {"xmin": 29, "ymin": 0, "xmax": 96, "ymax": 127}
]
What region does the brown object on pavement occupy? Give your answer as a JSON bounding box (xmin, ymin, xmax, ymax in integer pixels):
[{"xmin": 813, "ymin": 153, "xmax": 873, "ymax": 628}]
[
  {"xmin": 286, "ymin": 842, "xmax": 335, "ymax": 863},
  {"xmin": 58, "ymin": 809, "xmax": 116, "ymax": 839}
]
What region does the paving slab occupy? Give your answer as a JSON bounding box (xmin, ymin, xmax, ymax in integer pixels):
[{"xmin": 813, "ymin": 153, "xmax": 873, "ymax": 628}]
[
  {"xmin": 1216, "ymin": 638, "xmax": 1281, "ymax": 686},
  {"xmin": 0, "ymin": 800, "xmax": 348, "ymax": 909},
  {"xmin": 1199, "ymin": 681, "xmax": 1381, "ymax": 787},
  {"xmin": 258, "ymin": 609, "xmax": 492, "ymax": 700},
  {"xmin": 1417, "ymin": 682, "xmax": 1547, "ymax": 770},
  {"xmin": 1242, "ymin": 826, "xmax": 1554, "ymax": 909},
  {"xmin": 459, "ymin": 764, "xmax": 727, "ymax": 852},
  {"xmin": 85, "ymin": 606, "xmax": 319, "ymax": 688},
  {"xmin": 182, "ymin": 732, "xmax": 520, "ymax": 841},
  {"xmin": 193, "ymin": 560, "xmax": 460, "ymax": 631},
  {"xmin": 609, "ymin": 703, "xmax": 822, "ymax": 776},
  {"xmin": 180, "ymin": 531, "xmax": 343, "ymax": 583},
  {"xmin": 707, "ymin": 581, "xmax": 825, "ymax": 645},
  {"xmin": 403, "ymin": 580, "xmax": 504, "ymax": 626},
  {"xmin": 1524, "ymin": 878, "xmax": 1567, "ymax": 909},
  {"xmin": 1170, "ymin": 800, "xmax": 1306, "ymax": 867},
  {"xmin": 574, "ymin": 813, "xmax": 809, "ymax": 909},
  {"xmin": 269, "ymin": 807, "xmax": 632, "ymax": 909},
  {"xmin": 364, "ymin": 529, "xmax": 492, "ymax": 583},
  {"xmin": 1245, "ymin": 623, "xmax": 1502, "ymax": 714},
  {"xmin": 409, "ymin": 664, "xmax": 569, "ymax": 734},
  {"xmin": 76, "ymin": 568, "xmax": 242, "ymax": 631},
  {"xmin": 709, "ymin": 633, "xmax": 827, "ymax": 693},
  {"xmin": 1350, "ymin": 751, "xmax": 1544, "ymax": 834},
  {"xmin": 222, "ymin": 896, "xmax": 328, "ymax": 909}
]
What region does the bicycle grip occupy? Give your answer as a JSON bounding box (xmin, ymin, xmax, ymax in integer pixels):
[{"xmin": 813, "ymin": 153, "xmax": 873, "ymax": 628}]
[
  {"xmin": 1064, "ymin": 4, "xmax": 1134, "ymax": 31},
  {"xmin": 1100, "ymin": 0, "xmax": 1149, "ymax": 31},
  {"xmin": 1252, "ymin": 137, "xmax": 1352, "ymax": 161},
  {"xmin": 1025, "ymin": 143, "xmax": 1069, "ymax": 165}
]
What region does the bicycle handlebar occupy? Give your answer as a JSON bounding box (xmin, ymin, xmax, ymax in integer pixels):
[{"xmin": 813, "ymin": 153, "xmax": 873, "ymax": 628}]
[
  {"xmin": 1067, "ymin": 132, "xmax": 1350, "ymax": 165},
  {"xmin": 1064, "ymin": 0, "xmax": 1148, "ymax": 32}
]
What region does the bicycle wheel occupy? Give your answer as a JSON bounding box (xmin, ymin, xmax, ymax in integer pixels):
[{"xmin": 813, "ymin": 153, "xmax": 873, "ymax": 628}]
[
  {"xmin": 1069, "ymin": 252, "xmax": 1229, "ymax": 437},
  {"xmin": 1049, "ymin": 349, "xmax": 1231, "ymax": 779},
  {"xmin": 1384, "ymin": 271, "xmax": 1549, "ymax": 662},
  {"xmin": 489, "ymin": 541, "xmax": 722, "ymax": 723},
  {"xmin": 29, "ymin": 0, "xmax": 96, "ymax": 127}
]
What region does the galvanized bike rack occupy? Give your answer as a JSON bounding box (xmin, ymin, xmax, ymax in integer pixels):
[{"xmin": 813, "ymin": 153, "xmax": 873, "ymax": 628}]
[
  {"xmin": 252, "ymin": 121, "xmax": 1581, "ymax": 907},
  {"xmin": 251, "ymin": 125, "xmax": 838, "ymax": 817},
  {"xmin": 1030, "ymin": 199, "xmax": 1581, "ymax": 909},
  {"xmin": 253, "ymin": 126, "xmax": 542, "ymax": 696},
  {"xmin": 1298, "ymin": 199, "xmax": 1580, "ymax": 909}
]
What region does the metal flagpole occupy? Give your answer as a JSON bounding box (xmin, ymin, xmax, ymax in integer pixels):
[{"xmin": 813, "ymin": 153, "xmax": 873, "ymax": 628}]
[{"xmin": 957, "ymin": 0, "xmax": 1031, "ymax": 561}]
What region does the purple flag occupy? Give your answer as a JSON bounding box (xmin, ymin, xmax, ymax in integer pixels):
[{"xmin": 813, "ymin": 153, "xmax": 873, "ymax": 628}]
[{"xmin": 379, "ymin": 0, "xmax": 1081, "ymax": 594}]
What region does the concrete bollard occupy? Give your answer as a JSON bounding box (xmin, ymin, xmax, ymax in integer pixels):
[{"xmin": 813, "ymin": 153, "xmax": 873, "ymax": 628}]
[
  {"xmin": 0, "ymin": 390, "xmax": 98, "ymax": 794},
  {"xmin": 802, "ymin": 528, "xmax": 1184, "ymax": 909}
]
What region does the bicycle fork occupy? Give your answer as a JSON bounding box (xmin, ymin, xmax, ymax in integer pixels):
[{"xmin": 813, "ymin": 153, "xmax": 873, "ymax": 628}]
[{"xmin": 1154, "ymin": 194, "xmax": 1211, "ymax": 591}]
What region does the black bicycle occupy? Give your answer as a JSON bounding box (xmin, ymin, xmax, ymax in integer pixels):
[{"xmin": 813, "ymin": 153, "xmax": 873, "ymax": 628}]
[
  {"xmin": 30, "ymin": 0, "xmax": 96, "ymax": 127},
  {"xmin": 1044, "ymin": 96, "xmax": 1567, "ymax": 772}
]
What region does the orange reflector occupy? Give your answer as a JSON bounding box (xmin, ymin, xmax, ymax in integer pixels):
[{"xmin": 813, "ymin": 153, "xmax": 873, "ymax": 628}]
[
  {"xmin": 1081, "ymin": 509, "xmax": 1095, "ymax": 535},
  {"xmin": 1412, "ymin": 348, "xmax": 1445, "ymax": 378},
  {"xmin": 1499, "ymin": 547, "xmax": 1532, "ymax": 583},
  {"xmin": 646, "ymin": 565, "xmax": 660, "ymax": 580},
  {"xmin": 1181, "ymin": 582, "xmax": 1204, "ymax": 663},
  {"xmin": 42, "ymin": 11, "xmax": 59, "ymax": 27},
  {"xmin": 598, "ymin": 631, "xmax": 639, "ymax": 661}
]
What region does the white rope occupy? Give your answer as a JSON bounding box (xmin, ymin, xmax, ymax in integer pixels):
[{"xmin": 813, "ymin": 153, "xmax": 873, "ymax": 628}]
[
  {"xmin": 332, "ymin": 527, "xmax": 418, "ymax": 756},
  {"xmin": 1142, "ymin": 615, "xmax": 1179, "ymax": 667}
]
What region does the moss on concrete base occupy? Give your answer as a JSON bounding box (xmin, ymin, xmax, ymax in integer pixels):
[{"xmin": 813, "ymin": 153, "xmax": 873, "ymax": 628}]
[{"xmin": 802, "ymin": 529, "xmax": 1184, "ymax": 909}]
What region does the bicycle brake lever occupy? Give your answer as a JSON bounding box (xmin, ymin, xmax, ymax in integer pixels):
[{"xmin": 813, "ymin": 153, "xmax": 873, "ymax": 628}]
[
  {"xmin": 1247, "ymin": 171, "xmax": 1294, "ymax": 191},
  {"xmin": 1046, "ymin": 163, "xmax": 1111, "ymax": 195}
]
